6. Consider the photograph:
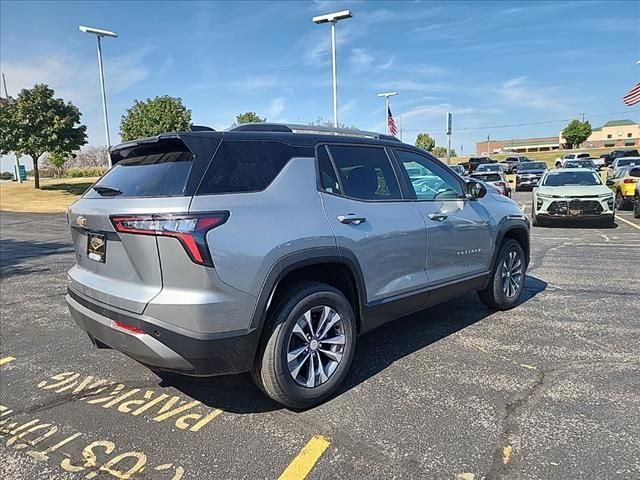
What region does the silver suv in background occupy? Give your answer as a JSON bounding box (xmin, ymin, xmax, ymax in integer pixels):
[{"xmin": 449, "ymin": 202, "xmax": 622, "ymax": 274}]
[{"xmin": 66, "ymin": 124, "xmax": 530, "ymax": 408}]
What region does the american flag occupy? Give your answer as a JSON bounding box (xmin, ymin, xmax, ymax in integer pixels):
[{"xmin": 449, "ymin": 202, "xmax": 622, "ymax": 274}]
[
  {"xmin": 387, "ymin": 107, "xmax": 398, "ymax": 136},
  {"xmin": 623, "ymin": 82, "xmax": 640, "ymax": 106}
]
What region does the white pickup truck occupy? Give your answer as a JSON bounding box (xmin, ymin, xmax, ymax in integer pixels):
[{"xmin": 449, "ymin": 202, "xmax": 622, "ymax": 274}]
[{"xmin": 555, "ymin": 152, "xmax": 605, "ymax": 169}]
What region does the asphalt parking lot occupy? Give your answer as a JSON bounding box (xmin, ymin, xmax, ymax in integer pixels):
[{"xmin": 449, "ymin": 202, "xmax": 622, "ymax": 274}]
[{"xmin": 1, "ymin": 190, "xmax": 639, "ymax": 480}]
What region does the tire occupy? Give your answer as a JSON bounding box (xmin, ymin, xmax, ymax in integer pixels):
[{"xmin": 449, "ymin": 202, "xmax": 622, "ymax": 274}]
[
  {"xmin": 531, "ymin": 205, "xmax": 541, "ymax": 227},
  {"xmin": 251, "ymin": 282, "xmax": 356, "ymax": 409},
  {"xmin": 600, "ymin": 215, "xmax": 615, "ymax": 228},
  {"xmin": 478, "ymin": 239, "xmax": 526, "ymax": 310},
  {"xmin": 634, "ymin": 194, "xmax": 640, "ymax": 219},
  {"xmin": 615, "ymin": 190, "xmax": 628, "ymax": 211}
]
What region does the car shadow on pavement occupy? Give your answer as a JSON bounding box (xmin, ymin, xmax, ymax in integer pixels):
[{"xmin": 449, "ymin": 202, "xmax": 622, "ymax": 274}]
[
  {"xmin": 162, "ymin": 275, "xmax": 547, "ymax": 413},
  {"xmin": 0, "ymin": 238, "xmax": 73, "ymax": 279}
]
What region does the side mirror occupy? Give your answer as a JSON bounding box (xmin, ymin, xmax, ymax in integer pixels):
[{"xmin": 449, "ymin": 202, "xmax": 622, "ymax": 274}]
[
  {"xmin": 466, "ymin": 180, "xmax": 487, "ymax": 200},
  {"xmin": 606, "ymin": 180, "xmax": 614, "ymax": 187},
  {"xmin": 508, "ymin": 179, "xmax": 514, "ymax": 183}
]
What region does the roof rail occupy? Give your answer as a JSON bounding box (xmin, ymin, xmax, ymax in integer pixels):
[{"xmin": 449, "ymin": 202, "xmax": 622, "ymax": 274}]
[{"xmin": 228, "ymin": 122, "xmax": 401, "ymax": 142}]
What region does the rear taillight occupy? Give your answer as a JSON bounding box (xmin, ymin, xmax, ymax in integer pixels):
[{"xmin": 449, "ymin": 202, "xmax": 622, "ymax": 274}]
[
  {"xmin": 623, "ymin": 178, "xmax": 637, "ymax": 184},
  {"xmin": 110, "ymin": 212, "xmax": 229, "ymax": 267}
]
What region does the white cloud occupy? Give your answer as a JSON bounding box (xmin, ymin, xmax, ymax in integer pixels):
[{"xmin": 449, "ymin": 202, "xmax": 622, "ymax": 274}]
[
  {"xmin": 401, "ymin": 103, "xmax": 475, "ymax": 122},
  {"xmin": 376, "ymin": 80, "xmax": 451, "ymax": 92},
  {"xmin": 0, "ymin": 49, "xmax": 151, "ymax": 145},
  {"xmin": 231, "ymin": 74, "xmax": 278, "ymax": 90},
  {"xmin": 268, "ymin": 96, "xmax": 286, "ymax": 120},
  {"xmin": 379, "ymin": 56, "xmax": 395, "ymax": 70},
  {"xmin": 349, "ymin": 48, "xmax": 374, "ymax": 71},
  {"xmin": 338, "ymin": 99, "xmax": 357, "ymax": 116},
  {"xmin": 496, "ymin": 76, "xmax": 566, "ymax": 110}
]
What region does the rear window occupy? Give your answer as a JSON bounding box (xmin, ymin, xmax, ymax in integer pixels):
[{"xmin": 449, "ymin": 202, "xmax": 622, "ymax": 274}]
[
  {"xmin": 616, "ymin": 158, "xmax": 640, "ymax": 167},
  {"xmin": 471, "ymin": 173, "xmax": 501, "ymax": 182},
  {"xmin": 197, "ymin": 140, "xmax": 303, "ymax": 195},
  {"xmin": 86, "ymin": 139, "xmax": 194, "ymax": 198}
]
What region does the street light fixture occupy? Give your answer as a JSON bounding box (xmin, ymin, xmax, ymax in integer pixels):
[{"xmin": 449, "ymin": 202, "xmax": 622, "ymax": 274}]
[
  {"xmin": 79, "ymin": 25, "xmax": 117, "ymax": 167},
  {"xmin": 312, "ymin": 10, "xmax": 352, "ymax": 128},
  {"xmin": 377, "ymin": 92, "xmax": 397, "ymax": 134}
]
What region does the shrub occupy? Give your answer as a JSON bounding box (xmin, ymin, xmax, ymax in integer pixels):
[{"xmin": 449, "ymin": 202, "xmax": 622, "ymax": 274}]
[
  {"xmin": 65, "ymin": 167, "xmax": 108, "ymax": 178},
  {"xmin": 0, "ymin": 171, "xmax": 13, "ymax": 180}
]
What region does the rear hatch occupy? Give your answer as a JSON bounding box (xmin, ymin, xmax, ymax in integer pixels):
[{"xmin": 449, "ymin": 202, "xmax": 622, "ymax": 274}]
[{"xmin": 67, "ymin": 135, "xmax": 218, "ymax": 314}]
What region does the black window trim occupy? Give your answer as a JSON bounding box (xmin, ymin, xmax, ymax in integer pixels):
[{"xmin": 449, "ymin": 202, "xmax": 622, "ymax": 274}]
[
  {"xmin": 195, "ymin": 138, "xmax": 313, "ymax": 197},
  {"xmin": 314, "ymin": 142, "xmax": 408, "ymax": 203},
  {"xmin": 389, "ymin": 147, "xmax": 468, "ymax": 202}
]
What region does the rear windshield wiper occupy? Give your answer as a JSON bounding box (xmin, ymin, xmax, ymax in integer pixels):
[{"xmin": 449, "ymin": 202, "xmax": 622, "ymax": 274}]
[{"xmin": 93, "ymin": 185, "xmax": 122, "ymax": 196}]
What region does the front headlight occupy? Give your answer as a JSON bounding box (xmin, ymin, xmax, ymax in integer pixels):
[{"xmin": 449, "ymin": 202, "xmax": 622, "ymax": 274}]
[{"xmin": 598, "ymin": 193, "xmax": 613, "ymax": 198}]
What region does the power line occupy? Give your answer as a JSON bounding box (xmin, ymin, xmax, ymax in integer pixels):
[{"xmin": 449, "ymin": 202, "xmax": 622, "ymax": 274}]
[{"xmin": 400, "ymin": 109, "xmax": 640, "ymax": 133}]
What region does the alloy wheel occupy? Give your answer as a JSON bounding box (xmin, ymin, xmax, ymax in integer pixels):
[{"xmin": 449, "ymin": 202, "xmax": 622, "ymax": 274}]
[
  {"xmin": 286, "ymin": 305, "xmax": 346, "ymax": 388},
  {"xmin": 501, "ymin": 250, "xmax": 523, "ymax": 298}
]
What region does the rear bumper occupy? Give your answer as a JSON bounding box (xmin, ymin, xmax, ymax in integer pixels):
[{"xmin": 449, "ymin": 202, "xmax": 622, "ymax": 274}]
[{"xmin": 66, "ymin": 288, "xmax": 261, "ymax": 376}]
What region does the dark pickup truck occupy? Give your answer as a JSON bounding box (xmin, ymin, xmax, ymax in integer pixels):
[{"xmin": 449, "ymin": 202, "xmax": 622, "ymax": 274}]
[
  {"xmin": 461, "ymin": 156, "xmax": 498, "ymax": 173},
  {"xmin": 602, "ymin": 149, "xmax": 639, "ymax": 167}
]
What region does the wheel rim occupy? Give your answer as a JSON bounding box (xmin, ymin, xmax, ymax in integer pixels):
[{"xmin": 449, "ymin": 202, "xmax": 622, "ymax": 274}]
[
  {"xmin": 616, "ymin": 192, "xmax": 623, "ymax": 209},
  {"xmin": 501, "ymin": 250, "xmax": 523, "ymax": 298},
  {"xmin": 286, "ymin": 305, "xmax": 346, "ymax": 388}
]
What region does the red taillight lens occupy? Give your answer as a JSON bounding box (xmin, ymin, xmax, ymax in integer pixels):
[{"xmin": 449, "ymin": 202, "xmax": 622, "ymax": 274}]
[
  {"xmin": 112, "ymin": 320, "xmax": 144, "ymax": 335},
  {"xmin": 110, "ymin": 212, "xmax": 229, "ymax": 267},
  {"xmin": 623, "ymin": 178, "xmax": 637, "ymax": 184}
]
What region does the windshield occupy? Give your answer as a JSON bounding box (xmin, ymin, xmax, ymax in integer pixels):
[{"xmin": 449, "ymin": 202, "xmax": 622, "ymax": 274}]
[
  {"xmin": 616, "ymin": 158, "xmax": 640, "ymax": 167},
  {"xmin": 471, "ymin": 173, "xmax": 501, "ymax": 182},
  {"xmin": 519, "ymin": 162, "xmax": 546, "ymax": 171},
  {"xmin": 542, "ymin": 171, "xmax": 601, "ymax": 186}
]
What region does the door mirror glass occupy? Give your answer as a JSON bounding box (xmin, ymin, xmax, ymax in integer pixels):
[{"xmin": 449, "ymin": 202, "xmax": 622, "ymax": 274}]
[
  {"xmin": 467, "ymin": 180, "xmax": 487, "ymax": 199},
  {"xmin": 606, "ymin": 179, "xmax": 614, "ymax": 187}
]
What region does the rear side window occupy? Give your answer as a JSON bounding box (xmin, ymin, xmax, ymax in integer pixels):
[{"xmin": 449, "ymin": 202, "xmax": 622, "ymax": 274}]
[
  {"xmin": 197, "ymin": 140, "xmax": 299, "ymax": 195},
  {"xmin": 317, "ymin": 146, "xmax": 342, "ymax": 195},
  {"xmin": 87, "ymin": 139, "xmax": 194, "ymax": 198},
  {"xmin": 327, "ymin": 145, "xmax": 401, "ymax": 200}
]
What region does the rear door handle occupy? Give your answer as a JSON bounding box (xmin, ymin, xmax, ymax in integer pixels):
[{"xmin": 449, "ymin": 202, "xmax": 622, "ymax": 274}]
[
  {"xmin": 428, "ymin": 213, "xmax": 448, "ymax": 222},
  {"xmin": 337, "ymin": 214, "xmax": 366, "ymax": 225}
]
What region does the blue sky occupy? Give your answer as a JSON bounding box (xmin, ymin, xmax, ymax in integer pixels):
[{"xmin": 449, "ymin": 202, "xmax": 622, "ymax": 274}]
[{"xmin": 1, "ymin": 0, "xmax": 639, "ymax": 170}]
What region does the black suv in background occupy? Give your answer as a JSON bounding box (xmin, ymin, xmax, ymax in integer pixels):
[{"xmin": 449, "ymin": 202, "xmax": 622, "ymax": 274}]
[
  {"xmin": 602, "ymin": 149, "xmax": 639, "ymax": 167},
  {"xmin": 462, "ymin": 156, "xmax": 498, "ymax": 173}
]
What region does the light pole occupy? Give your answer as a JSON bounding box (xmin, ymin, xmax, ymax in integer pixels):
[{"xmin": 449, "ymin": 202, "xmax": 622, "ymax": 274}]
[
  {"xmin": 79, "ymin": 25, "xmax": 117, "ymax": 167},
  {"xmin": 312, "ymin": 10, "xmax": 352, "ymax": 128},
  {"xmin": 377, "ymin": 92, "xmax": 397, "ymax": 134}
]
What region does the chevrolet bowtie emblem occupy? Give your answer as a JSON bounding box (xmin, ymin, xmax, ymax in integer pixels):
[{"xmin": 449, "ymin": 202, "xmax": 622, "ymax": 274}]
[
  {"xmin": 90, "ymin": 236, "xmax": 104, "ymax": 251},
  {"xmin": 76, "ymin": 216, "xmax": 87, "ymax": 228}
]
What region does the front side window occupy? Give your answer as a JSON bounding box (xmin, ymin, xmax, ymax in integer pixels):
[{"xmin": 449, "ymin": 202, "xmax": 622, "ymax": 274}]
[
  {"xmin": 326, "ymin": 145, "xmax": 401, "ymax": 201},
  {"xmin": 393, "ymin": 149, "xmax": 463, "ymax": 200}
]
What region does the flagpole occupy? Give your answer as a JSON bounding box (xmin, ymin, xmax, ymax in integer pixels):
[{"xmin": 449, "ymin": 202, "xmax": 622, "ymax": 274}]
[
  {"xmin": 377, "ymin": 91, "xmax": 397, "ymax": 135},
  {"xmin": 385, "ymin": 97, "xmax": 389, "ymax": 134}
]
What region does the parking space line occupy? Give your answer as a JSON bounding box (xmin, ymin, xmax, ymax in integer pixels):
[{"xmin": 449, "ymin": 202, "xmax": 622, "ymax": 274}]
[
  {"xmin": 0, "ymin": 356, "xmax": 16, "ymax": 366},
  {"xmin": 278, "ymin": 435, "xmax": 330, "ymax": 480},
  {"xmin": 617, "ymin": 215, "xmax": 640, "ymax": 230}
]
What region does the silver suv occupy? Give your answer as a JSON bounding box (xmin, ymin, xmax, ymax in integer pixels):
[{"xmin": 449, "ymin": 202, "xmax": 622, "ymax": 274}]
[{"xmin": 66, "ymin": 124, "xmax": 530, "ymax": 408}]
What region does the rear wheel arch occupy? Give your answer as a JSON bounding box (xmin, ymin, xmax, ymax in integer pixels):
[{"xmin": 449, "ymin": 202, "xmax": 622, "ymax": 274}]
[{"xmin": 250, "ymin": 249, "xmax": 365, "ymax": 334}]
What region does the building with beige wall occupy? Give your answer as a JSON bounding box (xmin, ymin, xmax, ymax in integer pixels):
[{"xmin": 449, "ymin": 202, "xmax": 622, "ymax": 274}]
[
  {"xmin": 475, "ymin": 119, "xmax": 639, "ymax": 154},
  {"xmin": 568, "ymin": 119, "xmax": 639, "ymax": 149}
]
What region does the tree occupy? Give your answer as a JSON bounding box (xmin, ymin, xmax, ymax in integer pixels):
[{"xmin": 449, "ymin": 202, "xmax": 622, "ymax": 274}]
[
  {"xmin": 120, "ymin": 96, "xmax": 192, "ymax": 142},
  {"xmin": 68, "ymin": 146, "xmax": 109, "ymax": 168},
  {"xmin": 235, "ymin": 112, "xmax": 266, "ymax": 124},
  {"xmin": 11, "ymin": 84, "xmax": 87, "ymax": 188},
  {"xmin": 0, "ymin": 97, "xmax": 18, "ymax": 157},
  {"xmin": 561, "ymin": 119, "xmax": 592, "ymax": 149},
  {"xmin": 307, "ymin": 116, "xmax": 357, "ymax": 129},
  {"xmin": 432, "ymin": 146, "xmax": 458, "ymax": 159},
  {"xmin": 48, "ymin": 152, "xmax": 68, "ymax": 178},
  {"xmin": 432, "ymin": 146, "xmax": 447, "ymax": 158},
  {"xmin": 415, "ymin": 133, "xmax": 435, "ymax": 152}
]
